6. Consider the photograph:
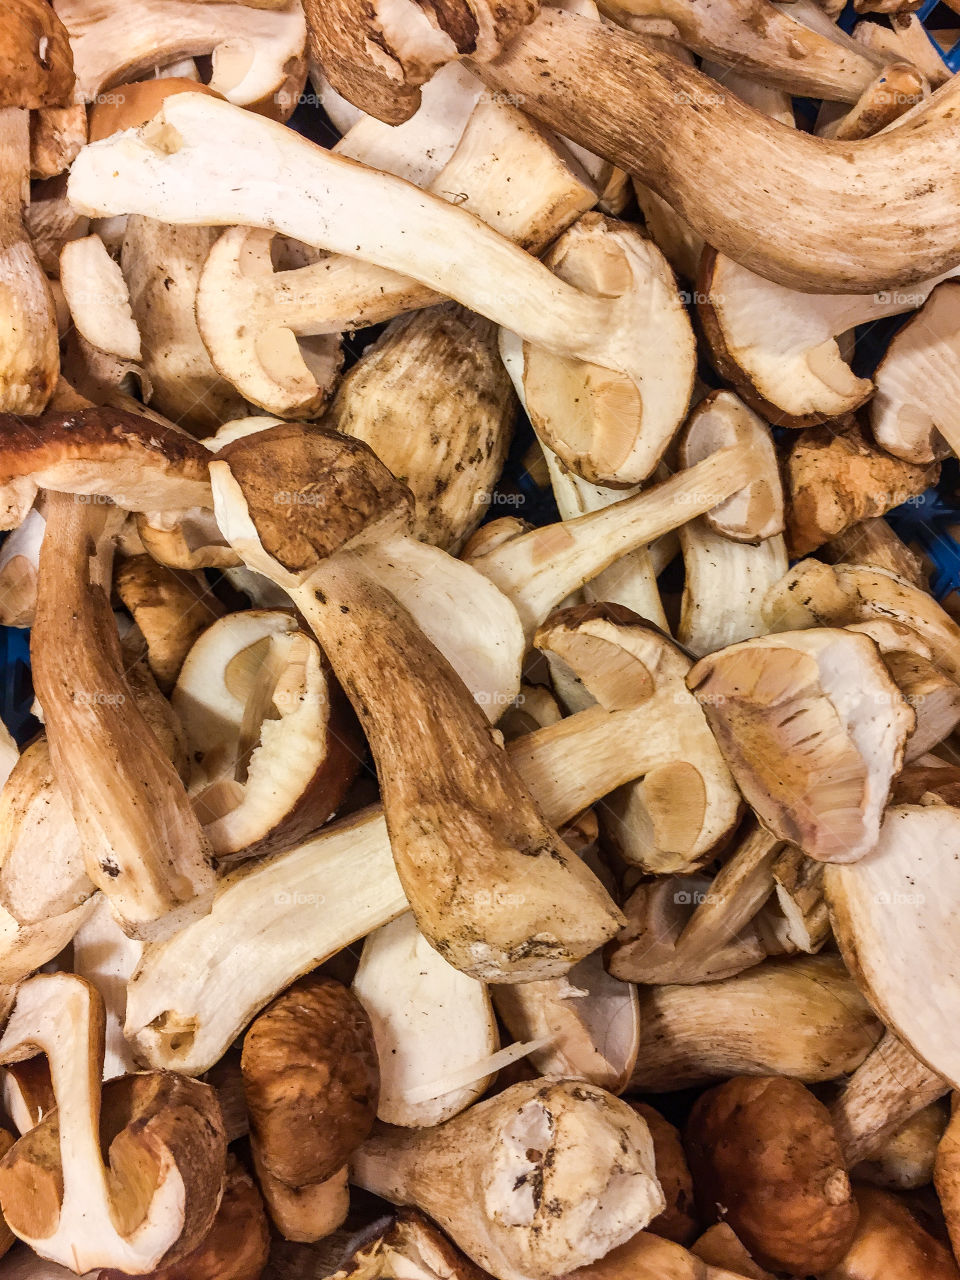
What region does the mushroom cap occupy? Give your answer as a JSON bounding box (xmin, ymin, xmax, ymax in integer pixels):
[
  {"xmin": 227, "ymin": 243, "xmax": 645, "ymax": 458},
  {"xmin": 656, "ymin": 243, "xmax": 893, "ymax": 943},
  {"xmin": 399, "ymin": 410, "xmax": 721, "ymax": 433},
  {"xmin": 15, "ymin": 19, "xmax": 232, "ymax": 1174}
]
[
  {"xmin": 0, "ymin": 406, "xmax": 212, "ymax": 526},
  {"xmin": 242, "ymin": 974, "xmax": 380, "ymax": 1186},
  {"xmin": 88, "ymin": 78, "xmax": 223, "ymax": 142},
  {"xmin": 0, "ymin": 2, "xmax": 75, "ymax": 110},
  {"xmin": 214, "ymin": 423, "xmax": 414, "ymax": 577}
]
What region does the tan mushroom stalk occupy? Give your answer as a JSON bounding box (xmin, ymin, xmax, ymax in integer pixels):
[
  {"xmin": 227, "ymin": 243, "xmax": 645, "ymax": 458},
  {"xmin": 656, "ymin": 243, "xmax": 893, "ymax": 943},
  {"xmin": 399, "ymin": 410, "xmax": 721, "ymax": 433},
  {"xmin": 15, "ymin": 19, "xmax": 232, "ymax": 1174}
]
[
  {"xmin": 464, "ymin": 390, "xmax": 782, "ymax": 639},
  {"xmin": 678, "ymin": 521, "xmax": 788, "ymax": 656},
  {"xmin": 629, "ymin": 954, "xmax": 882, "ymax": 1091},
  {"xmin": 816, "ymin": 61, "xmax": 927, "ymax": 140},
  {"xmin": 0, "ymin": 2, "xmax": 75, "ymax": 415},
  {"xmin": 687, "ymin": 628, "xmax": 915, "ymax": 862},
  {"xmin": 698, "ymin": 251, "xmax": 958, "ymax": 425},
  {"xmin": 350, "ymin": 1079, "xmax": 665, "ymax": 1280},
  {"xmin": 209, "ymin": 423, "xmax": 622, "ymax": 982},
  {"xmin": 54, "ymin": 0, "xmax": 307, "ymax": 107},
  {"xmin": 353, "ymin": 912, "xmax": 502, "ymax": 1127},
  {"xmin": 328, "ymin": 303, "xmax": 516, "ymax": 552},
  {"xmin": 242, "ymin": 976, "xmax": 379, "ymax": 1242},
  {"xmin": 822, "ymin": 516, "xmax": 927, "ymax": 586},
  {"xmin": 71, "ymin": 897, "xmax": 142, "ymax": 1081},
  {"xmin": 172, "ymin": 609, "xmax": 362, "ymax": 860},
  {"xmin": 0, "ymin": 973, "xmax": 227, "ymax": 1272}
]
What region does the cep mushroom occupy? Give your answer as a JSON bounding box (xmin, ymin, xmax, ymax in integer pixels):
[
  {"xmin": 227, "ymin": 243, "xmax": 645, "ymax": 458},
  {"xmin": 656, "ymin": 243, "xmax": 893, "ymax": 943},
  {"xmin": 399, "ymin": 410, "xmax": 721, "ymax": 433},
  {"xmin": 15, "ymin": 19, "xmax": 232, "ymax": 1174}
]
[
  {"xmin": 822, "ymin": 1184, "xmax": 960, "ymax": 1280},
  {"xmin": 0, "ymin": 1, "xmax": 74, "ymax": 415},
  {"xmin": 686, "ymin": 627, "xmax": 915, "ymax": 862},
  {"xmin": 208, "ymin": 422, "xmax": 622, "ymax": 981},
  {"xmin": 0, "ymin": 972, "xmax": 227, "ymax": 1273},
  {"xmin": 350, "ymin": 1078, "xmax": 665, "ymax": 1280}
]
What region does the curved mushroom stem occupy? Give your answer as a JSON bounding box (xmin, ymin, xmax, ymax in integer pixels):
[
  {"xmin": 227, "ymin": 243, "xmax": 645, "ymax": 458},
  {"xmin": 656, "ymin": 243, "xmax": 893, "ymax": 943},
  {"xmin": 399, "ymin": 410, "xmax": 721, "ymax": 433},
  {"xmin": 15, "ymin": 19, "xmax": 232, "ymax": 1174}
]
[{"xmin": 0, "ymin": 108, "xmax": 58, "ymax": 413}]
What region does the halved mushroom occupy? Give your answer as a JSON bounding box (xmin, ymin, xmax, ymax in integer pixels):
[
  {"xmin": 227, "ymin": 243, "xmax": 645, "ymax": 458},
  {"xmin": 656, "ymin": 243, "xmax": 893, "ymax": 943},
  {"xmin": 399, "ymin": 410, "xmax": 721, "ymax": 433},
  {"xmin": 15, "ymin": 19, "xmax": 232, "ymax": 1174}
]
[
  {"xmin": 629, "ymin": 954, "xmax": 882, "ymax": 1091},
  {"xmin": 0, "ymin": 972, "xmax": 227, "ymax": 1272},
  {"xmin": 784, "ymin": 420, "xmax": 939, "ymax": 555},
  {"xmin": 173, "ymin": 609, "xmax": 362, "ymax": 860},
  {"xmin": 687, "ymin": 628, "xmax": 915, "ymax": 861},
  {"xmin": 350, "ymin": 1079, "xmax": 665, "ymax": 1280},
  {"xmin": 872, "ymin": 281, "xmax": 960, "ymax": 463},
  {"xmin": 59, "ymin": 233, "xmax": 141, "ymax": 362},
  {"xmin": 697, "ymin": 250, "xmax": 957, "ymax": 425},
  {"xmin": 55, "ymin": 0, "xmax": 307, "ymax": 107},
  {"xmin": 328, "ymin": 303, "xmax": 516, "ymax": 552},
  {"xmin": 826, "ymin": 804, "xmax": 960, "ymax": 1086}
]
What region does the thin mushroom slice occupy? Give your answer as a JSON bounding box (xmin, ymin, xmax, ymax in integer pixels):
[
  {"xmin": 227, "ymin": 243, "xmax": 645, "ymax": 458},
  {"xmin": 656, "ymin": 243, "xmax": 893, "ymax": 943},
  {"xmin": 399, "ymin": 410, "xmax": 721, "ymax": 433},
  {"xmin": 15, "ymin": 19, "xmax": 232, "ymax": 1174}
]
[
  {"xmin": 350, "ymin": 1079, "xmax": 665, "ymax": 1280},
  {"xmin": 825, "ymin": 804, "xmax": 960, "ymax": 1088},
  {"xmin": 353, "ymin": 912, "xmax": 500, "ymax": 1127},
  {"xmin": 0, "ymin": 973, "xmax": 227, "ymax": 1273},
  {"xmin": 697, "ymin": 249, "xmax": 958, "ymax": 425},
  {"xmin": 173, "ymin": 609, "xmax": 362, "ymax": 861},
  {"xmin": 872, "ymin": 281, "xmax": 960, "ymax": 463},
  {"xmin": 687, "ymin": 628, "xmax": 915, "ymax": 862}
]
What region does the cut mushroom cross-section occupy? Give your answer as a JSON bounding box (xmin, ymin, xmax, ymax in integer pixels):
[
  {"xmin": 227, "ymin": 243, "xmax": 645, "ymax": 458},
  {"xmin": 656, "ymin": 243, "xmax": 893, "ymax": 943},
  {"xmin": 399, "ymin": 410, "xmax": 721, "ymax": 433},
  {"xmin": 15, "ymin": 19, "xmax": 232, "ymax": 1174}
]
[{"xmin": 209, "ymin": 422, "xmax": 623, "ymax": 981}]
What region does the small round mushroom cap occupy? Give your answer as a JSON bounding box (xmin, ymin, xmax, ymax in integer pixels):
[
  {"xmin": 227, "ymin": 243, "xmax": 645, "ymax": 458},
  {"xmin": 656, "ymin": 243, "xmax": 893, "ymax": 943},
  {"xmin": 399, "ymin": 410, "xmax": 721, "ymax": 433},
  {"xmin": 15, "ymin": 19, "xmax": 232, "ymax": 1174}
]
[
  {"xmin": 0, "ymin": 2, "xmax": 75, "ymax": 110},
  {"xmin": 216, "ymin": 423, "xmax": 414, "ymax": 576},
  {"xmin": 242, "ymin": 973, "xmax": 380, "ymax": 1187}
]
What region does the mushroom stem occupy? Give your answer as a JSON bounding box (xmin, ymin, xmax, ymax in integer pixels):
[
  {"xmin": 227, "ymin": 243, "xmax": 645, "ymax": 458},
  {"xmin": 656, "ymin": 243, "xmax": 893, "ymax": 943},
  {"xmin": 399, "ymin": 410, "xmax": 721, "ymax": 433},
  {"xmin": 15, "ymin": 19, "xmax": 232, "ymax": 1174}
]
[
  {"xmin": 675, "ymin": 821, "xmax": 783, "ymax": 957},
  {"xmin": 0, "ymin": 106, "xmax": 58, "ymax": 412}
]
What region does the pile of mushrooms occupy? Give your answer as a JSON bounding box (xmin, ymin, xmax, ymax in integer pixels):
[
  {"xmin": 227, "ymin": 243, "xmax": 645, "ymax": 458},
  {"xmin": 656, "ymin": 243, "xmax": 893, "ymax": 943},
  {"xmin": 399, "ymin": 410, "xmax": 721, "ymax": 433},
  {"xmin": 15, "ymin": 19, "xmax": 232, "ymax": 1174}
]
[{"xmin": 4, "ymin": 0, "xmax": 960, "ymax": 1276}]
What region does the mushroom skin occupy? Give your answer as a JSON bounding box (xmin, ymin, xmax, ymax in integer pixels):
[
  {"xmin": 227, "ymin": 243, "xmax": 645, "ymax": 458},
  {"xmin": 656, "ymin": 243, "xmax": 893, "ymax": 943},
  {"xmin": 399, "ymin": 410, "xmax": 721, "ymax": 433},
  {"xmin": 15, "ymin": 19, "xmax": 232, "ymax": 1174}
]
[
  {"xmin": 630, "ymin": 1103, "xmax": 698, "ymax": 1245},
  {"xmin": 684, "ymin": 1076, "xmax": 859, "ymax": 1273},
  {"xmin": 822, "ymin": 1184, "xmax": 960, "ymax": 1280}
]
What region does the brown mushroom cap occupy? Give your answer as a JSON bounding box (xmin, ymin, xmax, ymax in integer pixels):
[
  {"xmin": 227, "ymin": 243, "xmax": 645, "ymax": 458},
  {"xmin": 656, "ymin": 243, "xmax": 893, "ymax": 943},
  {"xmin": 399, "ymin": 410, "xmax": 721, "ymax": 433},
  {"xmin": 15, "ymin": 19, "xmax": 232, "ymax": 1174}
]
[
  {"xmin": 217, "ymin": 423, "xmax": 413, "ymax": 576},
  {"xmin": 684, "ymin": 1075, "xmax": 859, "ymax": 1273},
  {"xmin": 822, "ymin": 1184, "xmax": 960, "ymax": 1280},
  {"xmin": 242, "ymin": 973, "xmax": 380, "ymax": 1187},
  {"xmin": 88, "ymin": 78, "xmax": 223, "ymax": 142},
  {"xmin": 630, "ymin": 1103, "xmax": 697, "ymax": 1246},
  {"xmin": 0, "ymin": 2, "xmax": 75, "ymax": 110}
]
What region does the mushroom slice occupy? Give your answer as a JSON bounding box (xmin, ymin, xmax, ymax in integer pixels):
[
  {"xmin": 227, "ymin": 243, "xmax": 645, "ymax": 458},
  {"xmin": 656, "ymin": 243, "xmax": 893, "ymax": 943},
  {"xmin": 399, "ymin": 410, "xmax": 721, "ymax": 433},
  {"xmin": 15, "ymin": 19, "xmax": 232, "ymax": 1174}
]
[
  {"xmin": 524, "ymin": 603, "xmax": 741, "ymax": 872},
  {"xmin": 59, "ymin": 234, "xmax": 141, "ymax": 362},
  {"xmin": 350, "ymin": 1079, "xmax": 665, "ymax": 1280},
  {"xmin": 678, "ymin": 521, "xmax": 788, "ymax": 655},
  {"xmin": 872, "ymin": 281, "xmax": 960, "ymax": 463},
  {"xmin": 328, "ymin": 303, "xmax": 516, "ymax": 553},
  {"xmin": 465, "ymin": 391, "xmax": 782, "ymax": 639},
  {"xmin": 492, "ymin": 948, "xmax": 640, "ymax": 1094},
  {"xmin": 0, "ymin": 973, "xmax": 227, "ymax": 1273},
  {"xmin": 783, "ymin": 420, "xmax": 938, "ymax": 556},
  {"xmin": 826, "ymin": 804, "xmax": 960, "ymax": 1087},
  {"xmin": 687, "ymin": 628, "xmax": 915, "ymax": 862},
  {"xmin": 173, "ymin": 609, "xmax": 362, "ymax": 861},
  {"xmin": 675, "ymin": 819, "xmax": 784, "ymax": 957},
  {"xmin": 763, "ymin": 560, "xmax": 960, "ymax": 682},
  {"xmin": 55, "ymin": 0, "xmax": 307, "ymax": 107},
  {"xmin": 697, "ymin": 250, "xmax": 957, "ymax": 425},
  {"xmin": 630, "ymin": 954, "xmax": 882, "ymax": 1091},
  {"xmin": 353, "ymin": 912, "xmax": 499, "ymax": 1127},
  {"xmin": 120, "ymin": 217, "xmax": 252, "ymax": 436},
  {"xmin": 515, "ymin": 213, "xmax": 696, "ymax": 486}
]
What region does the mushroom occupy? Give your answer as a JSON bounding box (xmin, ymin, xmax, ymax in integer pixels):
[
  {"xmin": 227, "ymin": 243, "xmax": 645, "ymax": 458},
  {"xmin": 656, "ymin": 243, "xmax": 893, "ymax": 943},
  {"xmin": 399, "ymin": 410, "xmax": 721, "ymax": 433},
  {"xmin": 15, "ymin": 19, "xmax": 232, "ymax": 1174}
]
[
  {"xmin": 30, "ymin": 102, "xmax": 86, "ymax": 180},
  {"xmin": 871, "ymin": 281, "xmax": 960, "ymax": 464},
  {"xmin": 630, "ymin": 1103, "xmax": 697, "ymax": 1246},
  {"xmin": 519, "ymin": 602, "xmax": 742, "ymax": 872},
  {"xmin": 352, "ymin": 912, "xmax": 500, "ymax": 1128},
  {"xmin": 559, "ymin": 1227, "xmax": 764, "ymax": 1280},
  {"xmin": 0, "ymin": 0, "xmax": 74, "ymax": 415},
  {"xmin": 242, "ymin": 974, "xmax": 379, "ymax": 1241},
  {"xmin": 821, "ymin": 1184, "xmax": 960, "ymax": 1280},
  {"xmin": 350, "ymin": 1078, "xmax": 665, "ymax": 1280},
  {"xmin": 771, "ymin": 845, "xmax": 830, "ymax": 953},
  {"xmin": 821, "ymin": 516, "xmax": 927, "ymax": 587},
  {"xmin": 678, "ymin": 521, "xmax": 788, "ymax": 656},
  {"xmin": 322, "ymin": 1209, "xmax": 499, "ymax": 1280},
  {"xmin": 173, "ymin": 608, "xmax": 362, "ymax": 860},
  {"xmin": 505, "ymin": 212, "xmax": 696, "ymax": 486},
  {"xmin": 59, "ymin": 233, "xmax": 141, "ymax": 363},
  {"xmin": 854, "ymin": 1096, "xmax": 948, "ymax": 1189},
  {"xmin": 327, "ymin": 303, "xmax": 516, "ymax": 552},
  {"xmin": 686, "ymin": 627, "xmax": 915, "ymax": 862},
  {"xmin": 683, "ymin": 1075, "xmax": 858, "ymax": 1273},
  {"xmin": 697, "ymin": 250, "xmax": 957, "ymax": 425},
  {"xmin": 629, "ymin": 954, "xmax": 883, "ymax": 1091},
  {"xmin": 0, "ymin": 972, "xmax": 227, "ymax": 1272},
  {"xmin": 690, "ymin": 1225, "xmax": 772, "ymax": 1279},
  {"xmin": 208, "ymin": 422, "xmax": 623, "ymax": 981},
  {"xmin": 816, "ymin": 61, "xmax": 927, "ymax": 140},
  {"xmin": 826, "ymin": 805, "xmax": 960, "ymax": 1087},
  {"xmin": 71, "ymin": 896, "xmax": 142, "ymax": 1081},
  {"xmin": 464, "ymin": 390, "xmax": 782, "ymax": 640},
  {"xmin": 783, "ymin": 420, "xmax": 939, "ymax": 555},
  {"xmin": 23, "ymin": 174, "xmax": 88, "ymax": 280},
  {"xmin": 0, "ymin": 503, "xmax": 44, "ymax": 626},
  {"xmin": 935, "ymin": 1095, "xmax": 960, "ymax": 1261},
  {"xmin": 54, "ymin": 0, "xmax": 307, "ymax": 108},
  {"xmin": 855, "ymin": 12, "xmax": 952, "ymax": 85}
]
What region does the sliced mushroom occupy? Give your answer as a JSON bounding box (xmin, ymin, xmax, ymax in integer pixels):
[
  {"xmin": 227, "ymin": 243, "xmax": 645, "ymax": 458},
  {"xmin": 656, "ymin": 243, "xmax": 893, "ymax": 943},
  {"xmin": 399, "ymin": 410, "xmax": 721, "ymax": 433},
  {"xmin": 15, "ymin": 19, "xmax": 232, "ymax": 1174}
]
[
  {"xmin": 350, "ymin": 1079, "xmax": 665, "ymax": 1280},
  {"xmin": 59, "ymin": 233, "xmax": 141, "ymax": 362},
  {"xmin": 784, "ymin": 420, "xmax": 938, "ymax": 556},
  {"xmin": 327, "ymin": 303, "xmax": 516, "ymax": 552},
  {"xmin": 353, "ymin": 912, "xmax": 499, "ymax": 1128},
  {"xmin": 173, "ymin": 608, "xmax": 362, "ymax": 860},
  {"xmin": 771, "ymin": 846, "xmax": 830, "ymax": 953},
  {"xmin": 687, "ymin": 627, "xmax": 915, "ymax": 862},
  {"xmin": 0, "ymin": 972, "xmax": 227, "ymax": 1272},
  {"xmin": 629, "ymin": 954, "xmax": 883, "ymax": 1091}
]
